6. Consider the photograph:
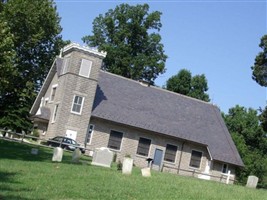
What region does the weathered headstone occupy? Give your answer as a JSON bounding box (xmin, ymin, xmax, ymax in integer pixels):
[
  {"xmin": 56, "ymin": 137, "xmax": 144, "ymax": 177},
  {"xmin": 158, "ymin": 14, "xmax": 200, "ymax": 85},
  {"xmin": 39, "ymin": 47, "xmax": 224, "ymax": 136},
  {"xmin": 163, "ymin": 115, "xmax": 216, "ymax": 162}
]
[
  {"xmin": 52, "ymin": 147, "xmax": 63, "ymax": 162},
  {"xmin": 141, "ymin": 167, "xmax": 151, "ymax": 177},
  {"xmin": 31, "ymin": 148, "xmax": 39, "ymax": 155},
  {"xmin": 122, "ymin": 157, "xmax": 133, "ymax": 175},
  {"xmin": 72, "ymin": 148, "xmax": 81, "ymax": 163},
  {"xmin": 246, "ymin": 175, "xmax": 259, "ymax": 188},
  {"xmin": 91, "ymin": 147, "xmax": 113, "ymax": 168}
]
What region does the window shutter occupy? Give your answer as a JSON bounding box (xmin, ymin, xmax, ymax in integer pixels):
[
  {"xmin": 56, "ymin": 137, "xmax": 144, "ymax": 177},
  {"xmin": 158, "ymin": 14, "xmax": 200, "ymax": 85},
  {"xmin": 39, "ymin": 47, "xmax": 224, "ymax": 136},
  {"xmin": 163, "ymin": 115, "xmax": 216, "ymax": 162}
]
[{"xmin": 79, "ymin": 59, "xmax": 92, "ymax": 77}]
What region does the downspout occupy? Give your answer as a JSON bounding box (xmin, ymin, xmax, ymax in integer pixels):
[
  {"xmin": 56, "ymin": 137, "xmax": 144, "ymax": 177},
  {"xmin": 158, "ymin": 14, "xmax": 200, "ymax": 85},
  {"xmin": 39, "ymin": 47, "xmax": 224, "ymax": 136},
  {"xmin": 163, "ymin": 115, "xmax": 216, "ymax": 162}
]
[{"xmin": 177, "ymin": 141, "xmax": 186, "ymax": 174}]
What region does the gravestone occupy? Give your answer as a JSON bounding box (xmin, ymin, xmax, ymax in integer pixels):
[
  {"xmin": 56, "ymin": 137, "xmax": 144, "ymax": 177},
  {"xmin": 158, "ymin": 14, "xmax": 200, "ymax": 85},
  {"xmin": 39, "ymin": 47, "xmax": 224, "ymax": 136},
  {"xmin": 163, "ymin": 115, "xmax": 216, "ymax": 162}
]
[
  {"xmin": 72, "ymin": 148, "xmax": 81, "ymax": 163},
  {"xmin": 122, "ymin": 157, "xmax": 133, "ymax": 175},
  {"xmin": 52, "ymin": 147, "xmax": 63, "ymax": 162},
  {"xmin": 141, "ymin": 167, "xmax": 151, "ymax": 177},
  {"xmin": 91, "ymin": 147, "xmax": 113, "ymax": 168},
  {"xmin": 31, "ymin": 148, "xmax": 39, "ymax": 155},
  {"xmin": 246, "ymin": 175, "xmax": 259, "ymax": 188}
]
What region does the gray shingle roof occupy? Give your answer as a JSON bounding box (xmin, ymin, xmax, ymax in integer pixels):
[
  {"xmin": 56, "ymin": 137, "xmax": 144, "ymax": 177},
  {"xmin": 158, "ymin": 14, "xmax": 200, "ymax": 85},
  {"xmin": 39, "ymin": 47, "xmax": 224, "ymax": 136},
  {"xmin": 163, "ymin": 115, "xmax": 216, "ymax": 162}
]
[{"xmin": 92, "ymin": 71, "xmax": 244, "ymax": 167}]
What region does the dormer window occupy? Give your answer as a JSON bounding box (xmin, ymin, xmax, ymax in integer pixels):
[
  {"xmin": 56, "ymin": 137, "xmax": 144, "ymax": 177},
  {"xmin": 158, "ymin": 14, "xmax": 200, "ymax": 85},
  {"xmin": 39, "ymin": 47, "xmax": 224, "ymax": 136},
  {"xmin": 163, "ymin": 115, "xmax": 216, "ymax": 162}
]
[{"xmin": 79, "ymin": 59, "xmax": 92, "ymax": 78}]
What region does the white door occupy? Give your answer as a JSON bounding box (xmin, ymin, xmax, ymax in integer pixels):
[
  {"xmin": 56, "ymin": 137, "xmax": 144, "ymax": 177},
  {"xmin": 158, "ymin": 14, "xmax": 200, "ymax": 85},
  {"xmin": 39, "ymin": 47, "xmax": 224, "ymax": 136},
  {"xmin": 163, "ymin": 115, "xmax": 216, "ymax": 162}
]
[{"xmin": 65, "ymin": 130, "xmax": 77, "ymax": 140}]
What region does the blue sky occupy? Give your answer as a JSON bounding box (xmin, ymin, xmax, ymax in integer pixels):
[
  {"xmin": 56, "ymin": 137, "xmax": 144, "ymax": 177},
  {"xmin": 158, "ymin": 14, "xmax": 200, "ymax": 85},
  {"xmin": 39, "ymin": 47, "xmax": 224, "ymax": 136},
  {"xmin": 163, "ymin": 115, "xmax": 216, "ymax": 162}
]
[{"xmin": 55, "ymin": 0, "xmax": 266, "ymax": 113}]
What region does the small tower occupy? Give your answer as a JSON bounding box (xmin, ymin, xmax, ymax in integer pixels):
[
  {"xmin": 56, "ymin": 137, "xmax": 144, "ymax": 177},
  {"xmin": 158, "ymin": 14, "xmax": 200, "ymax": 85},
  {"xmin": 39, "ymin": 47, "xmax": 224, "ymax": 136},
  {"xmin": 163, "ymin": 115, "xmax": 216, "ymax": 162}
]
[{"xmin": 46, "ymin": 43, "xmax": 106, "ymax": 144}]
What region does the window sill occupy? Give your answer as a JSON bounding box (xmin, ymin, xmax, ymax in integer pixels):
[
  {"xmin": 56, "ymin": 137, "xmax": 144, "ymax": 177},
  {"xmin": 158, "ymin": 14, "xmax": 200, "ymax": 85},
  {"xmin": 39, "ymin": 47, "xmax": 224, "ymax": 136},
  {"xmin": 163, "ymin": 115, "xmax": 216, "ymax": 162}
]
[
  {"xmin": 70, "ymin": 111, "xmax": 82, "ymax": 115},
  {"xmin": 163, "ymin": 161, "xmax": 176, "ymax": 166}
]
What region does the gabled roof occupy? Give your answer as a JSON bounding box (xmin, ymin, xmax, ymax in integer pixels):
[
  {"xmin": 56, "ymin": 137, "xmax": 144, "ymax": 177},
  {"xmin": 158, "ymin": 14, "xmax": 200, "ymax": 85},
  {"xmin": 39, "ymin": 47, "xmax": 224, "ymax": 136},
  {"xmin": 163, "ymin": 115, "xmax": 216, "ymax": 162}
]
[
  {"xmin": 30, "ymin": 57, "xmax": 63, "ymax": 116},
  {"xmin": 92, "ymin": 71, "xmax": 244, "ymax": 167}
]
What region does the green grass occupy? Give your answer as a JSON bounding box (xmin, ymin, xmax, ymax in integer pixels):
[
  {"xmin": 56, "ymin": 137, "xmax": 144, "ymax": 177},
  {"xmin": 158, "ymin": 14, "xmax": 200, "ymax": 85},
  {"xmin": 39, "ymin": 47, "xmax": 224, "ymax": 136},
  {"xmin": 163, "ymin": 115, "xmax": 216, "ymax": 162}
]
[{"xmin": 0, "ymin": 139, "xmax": 266, "ymax": 200}]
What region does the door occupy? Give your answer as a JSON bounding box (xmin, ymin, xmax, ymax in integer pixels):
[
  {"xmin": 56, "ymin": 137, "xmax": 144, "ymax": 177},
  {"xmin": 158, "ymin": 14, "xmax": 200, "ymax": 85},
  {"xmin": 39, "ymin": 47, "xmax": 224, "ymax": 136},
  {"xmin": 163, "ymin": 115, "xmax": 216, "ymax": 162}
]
[
  {"xmin": 153, "ymin": 149, "xmax": 163, "ymax": 169},
  {"xmin": 65, "ymin": 129, "xmax": 77, "ymax": 140}
]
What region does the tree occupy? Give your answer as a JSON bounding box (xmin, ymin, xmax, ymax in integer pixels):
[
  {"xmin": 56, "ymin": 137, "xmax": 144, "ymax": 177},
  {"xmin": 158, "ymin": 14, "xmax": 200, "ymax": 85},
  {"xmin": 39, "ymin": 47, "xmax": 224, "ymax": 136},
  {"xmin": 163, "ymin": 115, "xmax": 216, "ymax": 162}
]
[
  {"xmin": 0, "ymin": 0, "xmax": 64, "ymax": 132},
  {"xmin": 166, "ymin": 69, "xmax": 191, "ymax": 95},
  {"xmin": 251, "ymin": 35, "xmax": 267, "ymax": 86},
  {"xmin": 223, "ymin": 105, "xmax": 267, "ymax": 188},
  {"xmin": 82, "ymin": 3, "xmax": 167, "ymax": 85},
  {"xmin": 166, "ymin": 69, "xmax": 210, "ymax": 102}
]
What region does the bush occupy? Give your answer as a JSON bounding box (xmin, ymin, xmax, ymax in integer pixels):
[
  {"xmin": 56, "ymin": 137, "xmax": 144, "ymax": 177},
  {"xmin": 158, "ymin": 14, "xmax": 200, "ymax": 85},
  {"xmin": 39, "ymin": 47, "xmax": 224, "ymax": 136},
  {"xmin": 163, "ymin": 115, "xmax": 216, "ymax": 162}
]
[{"xmin": 32, "ymin": 129, "xmax": 40, "ymax": 141}]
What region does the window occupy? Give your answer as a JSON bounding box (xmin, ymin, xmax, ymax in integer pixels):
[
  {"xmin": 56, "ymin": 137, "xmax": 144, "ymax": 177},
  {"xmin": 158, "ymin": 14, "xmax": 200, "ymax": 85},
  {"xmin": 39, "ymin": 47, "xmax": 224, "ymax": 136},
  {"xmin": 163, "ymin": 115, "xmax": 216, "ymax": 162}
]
[
  {"xmin": 62, "ymin": 57, "xmax": 70, "ymax": 74},
  {"xmin": 50, "ymin": 84, "xmax": 58, "ymax": 102},
  {"xmin": 79, "ymin": 59, "xmax": 92, "ymax": 78},
  {"xmin": 222, "ymin": 163, "xmax": 228, "ymax": 174},
  {"xmin": 86, "ymin": 124, "xmax": 94, "ymax": 144},
  {"xmin": 52, "ymin": 104, "xmax": 59, "ymax": 123},
  {"xmin": 164, "ymin": 144, "xmax": 177, "ymax": 163},
  {"xmin": 136, "ymin": 137, "xmax": 151, "ymax": 156},
  {"xmin": 71, "ymin": 95, "xmax": 84, "ymax": 114},
  {"xmin": 44, "ymin": 98, "xmax": 49, "ymax": 106},
  {"xmin": 189, "ymin": 150, "xmax": 202, "ymax": 168},
  {"xmin": 107, "ymin": 130, "xmax": 123, "ymax": 150}
]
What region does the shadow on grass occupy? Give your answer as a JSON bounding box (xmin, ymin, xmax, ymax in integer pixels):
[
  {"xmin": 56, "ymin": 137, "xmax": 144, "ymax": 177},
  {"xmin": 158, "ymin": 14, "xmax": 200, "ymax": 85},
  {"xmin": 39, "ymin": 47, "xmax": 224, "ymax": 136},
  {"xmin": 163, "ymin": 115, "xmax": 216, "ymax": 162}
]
[
  {"xmin": 0, "ymin": 171, "xmax": 40, "ymax": 200},
  {"xmin": 0, "ymin": 139, "xmax": 91, "ymax": 164}
]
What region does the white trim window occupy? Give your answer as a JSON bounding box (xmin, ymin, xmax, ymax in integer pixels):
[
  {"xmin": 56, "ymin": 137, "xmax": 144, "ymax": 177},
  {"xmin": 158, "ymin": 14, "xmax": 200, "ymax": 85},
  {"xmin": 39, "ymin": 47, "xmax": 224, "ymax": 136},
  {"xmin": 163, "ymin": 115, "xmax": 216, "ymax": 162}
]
[
  {"xmin": 222, "ymin": 163, "xmax": 228, "ymax": 174},
  {"xmin": 71, "ymin": 95, "xmax": 84, "ymax": 114},
  {"xmin": 189, "ymin": 150, "xmax": 202, "ymax": 168},
  {"xmin": 52, "ymin": 104, "xmax": 59, "ymax": 123},
  {"xmin": 107, "ymin": 130, "xmax": 123, "ymax": 150},
  {"xmin": 86, "ymin": 124, "xmax": 94, "ymax": 144},
  {"xmin": 164, "ymin": 144, "xmax": 177, "ymax": 163},
  {"xmin": 136, "ymin": 137, "xmax": 151, "ymax": 157},
  {"xmin": 79, "ymin": 59, "xmax": 92, "ymax": 78},
  {"xmin": 50, "ymin": 84, "xmax": 58, "ymax": 102},
  {"xmin": 62, "ymin": 57, "xmax": 70, "ymax": 74}
]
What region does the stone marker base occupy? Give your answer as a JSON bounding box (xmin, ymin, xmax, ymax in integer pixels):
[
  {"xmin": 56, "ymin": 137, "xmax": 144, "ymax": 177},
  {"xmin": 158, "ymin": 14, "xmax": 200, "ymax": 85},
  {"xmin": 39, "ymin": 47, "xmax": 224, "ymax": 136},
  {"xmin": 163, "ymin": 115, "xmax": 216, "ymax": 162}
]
[
  {"xmin": 52, "ymin": 147, "xmax": 63, "ymax": 162},
  {"xmin": 141, "ymin": 167, "xmax": 151, "ymax": 177},
  {"xmin": 198, "ymin": 173, "xmax": 211, "ymax": 180}
]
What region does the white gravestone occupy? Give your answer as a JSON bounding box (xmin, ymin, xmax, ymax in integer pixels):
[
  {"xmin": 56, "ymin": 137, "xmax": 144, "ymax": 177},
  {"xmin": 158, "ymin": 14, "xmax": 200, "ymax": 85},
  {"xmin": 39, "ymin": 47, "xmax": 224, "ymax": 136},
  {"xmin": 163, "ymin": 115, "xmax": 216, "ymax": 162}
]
[
  {"xmin": 122, "ymin": 157, "xmax": 133, "ymax": 175},
  {"xmin": 141, "ymin": 167, "xmax": 151, "ymax": 177},
  {"xmin": 198, "ymin": 160, "xmax": 211, "ymax": 180},
  {"xmin": 246, "ymin": 175, "xmax": 259, "ymax": 188},
  {"xmin": 91, "ymin": 147, "xmax": 113, "ymax": 168},
  {"xmin": 72, "ymin": 148, "xmax": 81, "ymax": 163},
  {"xmin": 52, "ymin": 147, "xmax": 63, "ymax": 162},
  {"xmin": 31, "ymin": 148, "xmax": 39, "ymax": 155}
]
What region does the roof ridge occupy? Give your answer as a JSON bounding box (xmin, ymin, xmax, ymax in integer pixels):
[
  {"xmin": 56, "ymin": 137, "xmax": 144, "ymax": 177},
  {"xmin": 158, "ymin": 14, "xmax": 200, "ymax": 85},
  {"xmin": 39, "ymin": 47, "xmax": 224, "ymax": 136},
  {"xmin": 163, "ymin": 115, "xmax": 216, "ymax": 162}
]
[{"xmin": 99, "ymin": 70, "xmax": 217, "ymax": 108}]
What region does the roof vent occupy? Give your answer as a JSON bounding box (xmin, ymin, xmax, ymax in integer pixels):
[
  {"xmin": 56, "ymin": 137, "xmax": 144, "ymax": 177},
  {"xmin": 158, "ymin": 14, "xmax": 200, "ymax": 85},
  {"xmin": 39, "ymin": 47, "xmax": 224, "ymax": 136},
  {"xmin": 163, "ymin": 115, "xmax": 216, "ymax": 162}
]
[{"xmin": 139, "ymin": 79, "xmax": 150, "ymax": 87}]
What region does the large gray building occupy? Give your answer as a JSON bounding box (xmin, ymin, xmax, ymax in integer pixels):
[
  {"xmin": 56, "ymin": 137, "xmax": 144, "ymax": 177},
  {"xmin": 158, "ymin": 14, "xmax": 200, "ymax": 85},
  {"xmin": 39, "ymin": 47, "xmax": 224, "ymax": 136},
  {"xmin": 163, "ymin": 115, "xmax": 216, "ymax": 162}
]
[{"xmin": 30, "ymin": 43, "xmax": 243, "ymax": 183}]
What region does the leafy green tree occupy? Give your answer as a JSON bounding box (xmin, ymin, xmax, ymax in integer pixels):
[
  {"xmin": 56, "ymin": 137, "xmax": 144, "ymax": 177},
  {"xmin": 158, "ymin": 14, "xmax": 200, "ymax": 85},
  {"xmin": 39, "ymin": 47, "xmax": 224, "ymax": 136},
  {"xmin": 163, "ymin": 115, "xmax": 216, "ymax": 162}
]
[
  {"xmin": 166, "ymin": 69, "xmax": 210, "ymax": 102},
  {"xmin": 0, "ymin": 0, "xmax": 64, "ymax": 132},
  {"xmin": 82, "ymin": 3, "xmax": 167, "ymax": 85},
  {"xmin": 251, "ymin": 35, "xmax": 267, "ymax": 86},
  {"xmin": 223, "ymin": 105, "xmax": 267, "ymax": 188},
  {"xmin": 188, "ymin": 75, "xmax": 209, "ymax": 102},
  {"xmin": 166, "ymin": 69, "xmax": 191, "ymax": 95}
]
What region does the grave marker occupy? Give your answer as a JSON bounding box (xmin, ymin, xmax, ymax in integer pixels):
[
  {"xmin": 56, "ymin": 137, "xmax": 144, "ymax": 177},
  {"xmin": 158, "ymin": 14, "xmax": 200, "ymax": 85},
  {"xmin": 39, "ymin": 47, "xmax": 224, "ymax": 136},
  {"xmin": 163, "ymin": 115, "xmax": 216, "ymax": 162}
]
[
  {"xmin": 246, "ymin": 175, "xmax": 259, "ymax": 188},
  {"xmin": 52, "ymin": 147, "xmax": 63, "ymax": 162},
  {"xmin": 91, "ymin": 147, "xmax": 113, "ymax": 168}
]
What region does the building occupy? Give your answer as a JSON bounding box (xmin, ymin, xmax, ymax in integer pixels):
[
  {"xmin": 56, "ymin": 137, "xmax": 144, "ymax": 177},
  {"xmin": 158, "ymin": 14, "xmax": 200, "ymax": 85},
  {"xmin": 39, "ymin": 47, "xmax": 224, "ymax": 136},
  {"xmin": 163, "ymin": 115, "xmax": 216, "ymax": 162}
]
[{"xmin": 30, "ymin": 43, "xmax": 244, "ymax": 183}]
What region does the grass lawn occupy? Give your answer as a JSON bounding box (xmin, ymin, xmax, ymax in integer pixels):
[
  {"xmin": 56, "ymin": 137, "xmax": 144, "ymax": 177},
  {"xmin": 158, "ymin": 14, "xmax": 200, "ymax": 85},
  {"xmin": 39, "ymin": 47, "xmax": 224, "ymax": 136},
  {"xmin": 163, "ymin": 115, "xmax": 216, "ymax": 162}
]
[{"xmin": 0, "ymin": 139, "xmax": 266, "ymax": 200}]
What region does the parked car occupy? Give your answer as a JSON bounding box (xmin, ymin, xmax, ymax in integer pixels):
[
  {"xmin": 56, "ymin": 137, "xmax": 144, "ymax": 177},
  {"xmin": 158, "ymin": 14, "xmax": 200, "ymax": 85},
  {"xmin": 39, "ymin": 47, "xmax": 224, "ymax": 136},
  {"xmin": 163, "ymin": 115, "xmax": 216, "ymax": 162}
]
[{"xmin": 47, "ymin": 136, "xmax": 85, "ymax": 154}]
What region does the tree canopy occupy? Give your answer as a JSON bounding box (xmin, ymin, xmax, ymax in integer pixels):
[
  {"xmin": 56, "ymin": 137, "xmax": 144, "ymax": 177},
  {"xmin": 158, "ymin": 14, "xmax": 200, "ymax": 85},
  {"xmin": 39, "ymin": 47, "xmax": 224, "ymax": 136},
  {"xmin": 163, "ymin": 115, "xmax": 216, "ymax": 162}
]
[
  {"xmin": 0, "ymin": 0, "xmax": 64, "ymax": 132},
  {"xmin": 82, "ymin": 3, "xmax": 167, "ymax": 85},
  {"xmin": 223, "ymin": 105, "xmax": 267, "ymax": 188},
  {"xmin": 251, "ymin": 34, "xmax": 267, "ymax": 87},
  {"xmin": 166, "ymin": 69, "xmax": 210, "ymax": 102}
]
